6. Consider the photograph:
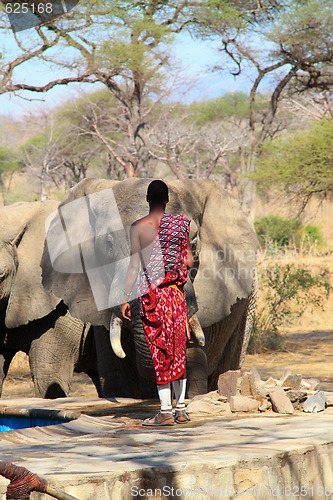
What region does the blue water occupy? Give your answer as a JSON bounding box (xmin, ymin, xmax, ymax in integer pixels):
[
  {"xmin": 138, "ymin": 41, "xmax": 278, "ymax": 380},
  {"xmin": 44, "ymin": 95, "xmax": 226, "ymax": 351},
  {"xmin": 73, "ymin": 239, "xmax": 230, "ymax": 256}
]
[{"xmin": 0, "ymin": 415, "xmax": 71, "ymax": 432}]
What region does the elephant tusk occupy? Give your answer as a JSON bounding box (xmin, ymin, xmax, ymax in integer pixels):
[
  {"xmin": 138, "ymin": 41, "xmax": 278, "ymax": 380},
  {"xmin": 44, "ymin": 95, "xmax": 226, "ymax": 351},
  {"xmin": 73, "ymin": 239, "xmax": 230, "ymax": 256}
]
[
  {"xmin": 109, "ymin": 313, "xmax": 126, "ymax": 359},
  {"xmin": 189, "ymin": 314, "xmax": 205, "ymax": 346}
]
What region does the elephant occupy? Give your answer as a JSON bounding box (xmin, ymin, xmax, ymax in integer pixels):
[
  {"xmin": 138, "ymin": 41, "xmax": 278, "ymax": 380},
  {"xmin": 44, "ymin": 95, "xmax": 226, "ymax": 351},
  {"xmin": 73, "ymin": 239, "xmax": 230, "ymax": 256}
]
[
  {"xmin": 0, "ymin": 200, "xmax": 101, "ymax": 398},
  {"xmin": 41, "ymin": 178, "xmax": 258, "ymax": 399}
]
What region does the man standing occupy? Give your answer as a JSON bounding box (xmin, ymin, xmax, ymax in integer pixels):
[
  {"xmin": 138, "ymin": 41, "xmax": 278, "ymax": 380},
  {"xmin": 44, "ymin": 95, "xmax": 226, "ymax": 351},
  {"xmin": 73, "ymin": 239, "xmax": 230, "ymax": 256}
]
[{"xmin": 121, "ymin": 180, "xmax": 194, "ymax": 426}]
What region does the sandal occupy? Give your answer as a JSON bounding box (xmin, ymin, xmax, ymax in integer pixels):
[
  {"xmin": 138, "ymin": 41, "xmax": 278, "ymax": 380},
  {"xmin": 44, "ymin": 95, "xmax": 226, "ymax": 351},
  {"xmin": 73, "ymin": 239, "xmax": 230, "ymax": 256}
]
[
  {"xmin": 174, "ymin": 409, "xmax": 190, "ymax": 424},
  {"xmin": 142, "ymin": 412, "xmax": 175, "ymax": 427}
]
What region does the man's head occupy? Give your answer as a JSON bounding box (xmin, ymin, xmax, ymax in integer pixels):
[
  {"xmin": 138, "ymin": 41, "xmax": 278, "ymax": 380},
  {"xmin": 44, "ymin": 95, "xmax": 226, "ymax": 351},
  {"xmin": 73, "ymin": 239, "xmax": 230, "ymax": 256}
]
[{"xmin": 146, "ymin": 180, "xmax": 169, "ymax": 207}]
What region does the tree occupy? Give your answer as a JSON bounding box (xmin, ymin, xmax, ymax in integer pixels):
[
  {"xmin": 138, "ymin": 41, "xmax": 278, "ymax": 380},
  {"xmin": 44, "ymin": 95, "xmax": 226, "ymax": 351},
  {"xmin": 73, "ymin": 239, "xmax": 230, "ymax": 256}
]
[
  {"xmin": 191, "ymin": 0, "xmax": 333, "ymax": 210},
  {"xmin": 21, "ymin": 110, "xmax": 95, "ymax": 198},
  {"xmin": 0, "ymin": 1, "xmax": 203, "ymax": 177},
  {"xmin": 253, "ymin": 119, "xmax": 333, "ymax": 213},
  {"xmin": 148, "ymin": 100, "xmax": 245, "ymax": 181},
  {"xmin": 0, "ymin": 0, "xmax": 282, "ymax": 179}
]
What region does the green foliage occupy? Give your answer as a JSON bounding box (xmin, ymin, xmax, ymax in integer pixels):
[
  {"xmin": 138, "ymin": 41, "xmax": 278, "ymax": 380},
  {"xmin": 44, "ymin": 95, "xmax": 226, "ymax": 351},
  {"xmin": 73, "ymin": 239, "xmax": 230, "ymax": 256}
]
[
  {"xmin": 255, "ymin": 215, "xmax": 303, "ymax": 248},
  {"xmin": 186, "ymin": 91, "xmax": 268, "ymax": 125},
  {"xmin": 254, "ymin": 215, "xmax": 324, "ymax": 250},
  {"xmin": 0, "ymin": 146, "xmax": 20, "ymax": 176},
  {"xmin": 254, "ymin": 119, "xmax": 333, "ymax": 210},
  {"xmin": 248, "ymin": 263, "xmax": 332, "ymax": 353},
  {"xmin": 304, "ymin": 224, "xmax": 323, "ymax": 247}
]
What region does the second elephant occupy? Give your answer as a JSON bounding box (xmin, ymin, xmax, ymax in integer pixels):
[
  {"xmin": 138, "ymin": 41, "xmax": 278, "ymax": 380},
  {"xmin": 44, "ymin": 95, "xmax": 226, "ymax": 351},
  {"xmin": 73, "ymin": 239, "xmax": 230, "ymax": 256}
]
[{"xmin": 0, "ymin": 201, "xmax": 100, "ymax": 398}]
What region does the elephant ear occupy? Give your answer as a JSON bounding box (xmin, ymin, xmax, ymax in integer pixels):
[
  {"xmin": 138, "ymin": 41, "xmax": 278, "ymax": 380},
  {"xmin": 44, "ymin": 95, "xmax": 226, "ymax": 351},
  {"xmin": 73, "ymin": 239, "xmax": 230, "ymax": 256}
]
[
  {"xmin": 4, "ymin": 201, "xmax": 61, "ymax": 329},
  {"xmin": 41, "ymin": 178, "xmax": 120, "ymax": 329},
  {"xmin": 193, "ymin": 180, "xmax": 258, "ymax": 328}
]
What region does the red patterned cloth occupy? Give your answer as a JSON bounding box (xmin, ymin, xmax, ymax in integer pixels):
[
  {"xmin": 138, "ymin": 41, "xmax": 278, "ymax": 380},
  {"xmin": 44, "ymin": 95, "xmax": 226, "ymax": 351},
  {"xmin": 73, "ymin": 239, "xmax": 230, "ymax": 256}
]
[{"xmin": 136, "ymin": 214, "xmax": 191, "ymax": 384}]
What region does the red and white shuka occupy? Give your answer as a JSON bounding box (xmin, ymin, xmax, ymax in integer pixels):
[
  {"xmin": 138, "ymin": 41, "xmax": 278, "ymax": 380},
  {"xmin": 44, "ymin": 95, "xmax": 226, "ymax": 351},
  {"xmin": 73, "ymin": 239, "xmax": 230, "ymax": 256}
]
[{"xmin": 136, "ymin": 213, "xmax": 191, "ymax": 385}]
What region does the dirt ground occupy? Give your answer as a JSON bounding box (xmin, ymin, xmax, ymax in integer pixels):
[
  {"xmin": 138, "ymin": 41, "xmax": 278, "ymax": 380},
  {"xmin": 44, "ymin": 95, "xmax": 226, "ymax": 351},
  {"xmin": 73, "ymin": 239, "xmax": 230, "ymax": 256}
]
[{"xmin": 243, "ymin": 328, "xmax": 333, "ymax": 391}]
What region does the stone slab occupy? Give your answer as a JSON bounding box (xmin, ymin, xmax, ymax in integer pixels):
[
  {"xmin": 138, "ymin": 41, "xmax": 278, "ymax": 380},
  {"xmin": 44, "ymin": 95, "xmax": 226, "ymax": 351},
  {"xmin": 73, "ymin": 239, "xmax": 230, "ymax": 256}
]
[
  {"xmin": 217, "ymin": 370, "xmax": 240, "ymax": 399},
  {"xmin": 0, "ymin": 398, "xmax": 332, "ymax": 499},
  {"xmin": 269, "ymin": 386, "xmax": 294, "ymax": 414}
]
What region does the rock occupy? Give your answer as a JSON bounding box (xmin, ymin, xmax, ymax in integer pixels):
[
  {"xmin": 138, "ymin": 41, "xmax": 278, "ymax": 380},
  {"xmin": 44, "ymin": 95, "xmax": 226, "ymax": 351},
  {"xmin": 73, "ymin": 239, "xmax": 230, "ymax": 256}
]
[
  {"xmin": 208, "ymin": 391, "xmax": 228, "ymax": 402},
  {"xmin": 286, "ymin": 390, "xmax": 307, "ymax": 410},
  {"xmin": 268, "ymin": 386, "xmax": 294, "ymax": 414},
  {"xmin": 280, "ymin": 368, "xmax": 292, "ymax": 384},
  {"xmin": 301, "ymin": 380, "xmax": 311, "ymax": 390},
  {"xmin": 229, "ymin": 396, "xmax": 260, "ymax": 413},
  {"xmin": 282, "ymin": 374, "xmax": 302, "ymax": 390},
  {"xmin": 256, "ymin": 380, "xmax": 270, "ymax": 397},
  {"xmin": 258, "ymin": 398, "xmax": 272, "ymax": 412},
  {"xmin": 187, "ymin": 399, "xmax": 227, "ymax": 414},
  {"xmin": 240, "ymin": 372, "xmax": 252, "ymax": 396},
  {"xmin": 218, "ymin": 370, "xmax": 240, "ymax": 399},
  {"xmin": 264, "ymin": 377, "xmax": 281, "ymax": 387},
  {"xmin": 241, "ymin": 372, "xmax": 267, "ymax": 398},
  {"xmin": 286, "ymin": 390, "xmax": 307, "ymax": 403},
  {"xmin": 302, "ymin": 378, "xmax": 320, "ymax": 391},
  {"xmin": 303, "ymin": 391, "xmax": 327, "ymax": 413},
  {"xmin": 188, "ymin": 393, "xmax": 208, "ymax": 403},
  {"xmin": 190, "ymin": 390, "xmax": 225, "ymax": 403},
  {"xmin": 250, "ymin": 366, "xmax": 261, "ymax": 381},
  {"xmin": 325, "ymin": 393, "xmax": 333, "ymax": 407}
]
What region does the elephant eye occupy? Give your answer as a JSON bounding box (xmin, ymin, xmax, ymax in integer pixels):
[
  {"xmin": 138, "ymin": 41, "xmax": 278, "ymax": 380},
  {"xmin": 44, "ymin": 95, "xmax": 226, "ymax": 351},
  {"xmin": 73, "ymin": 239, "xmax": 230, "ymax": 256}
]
[{"xmin": 0, "ymin": 266, "xmax": 8, "ymax": 278}]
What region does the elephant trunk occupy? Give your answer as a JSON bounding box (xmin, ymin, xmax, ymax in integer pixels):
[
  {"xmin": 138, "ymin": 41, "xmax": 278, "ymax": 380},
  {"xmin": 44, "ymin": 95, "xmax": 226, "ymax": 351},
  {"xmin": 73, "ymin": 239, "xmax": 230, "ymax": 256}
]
[
  {"xmin": 189, "ymin": 314, "xmax": 205, "ymax": 346},
  {"xmin": 109, "ymin": 313, "xmax": 126, "ymax": 359}
]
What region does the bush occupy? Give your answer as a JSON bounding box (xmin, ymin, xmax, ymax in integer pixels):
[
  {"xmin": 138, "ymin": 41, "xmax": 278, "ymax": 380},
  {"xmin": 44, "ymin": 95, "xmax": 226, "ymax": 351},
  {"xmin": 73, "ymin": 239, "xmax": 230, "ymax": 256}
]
[
  {"xmin": 304, "ymin": 224, "xmax": 323, "ymax": 247},
  {"xmin": 248, "ymin": 263, "xmax": 331, "ymax": 353},
  {"xmin": 254, "ymin": 215, "xmax": 324, "ymax": 250}
]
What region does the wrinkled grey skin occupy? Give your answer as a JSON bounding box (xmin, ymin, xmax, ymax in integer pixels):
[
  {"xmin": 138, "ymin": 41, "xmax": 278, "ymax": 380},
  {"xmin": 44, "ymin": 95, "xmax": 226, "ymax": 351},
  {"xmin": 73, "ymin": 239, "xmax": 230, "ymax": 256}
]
[
  {"xmin": 41, "ymin": 178, "xmax": 258, "ymax": 398},
  {"xmin": 0, "ymin": 201, "xmax": 100, "ymax": 399}
]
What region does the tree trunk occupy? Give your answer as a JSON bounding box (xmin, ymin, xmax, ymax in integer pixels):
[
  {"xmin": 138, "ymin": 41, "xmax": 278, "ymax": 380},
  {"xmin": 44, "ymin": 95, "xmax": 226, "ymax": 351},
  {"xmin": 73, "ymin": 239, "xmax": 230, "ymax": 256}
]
[{"xmin": 128, "ymin": 82, "xmax": 151, "ymax": 178}]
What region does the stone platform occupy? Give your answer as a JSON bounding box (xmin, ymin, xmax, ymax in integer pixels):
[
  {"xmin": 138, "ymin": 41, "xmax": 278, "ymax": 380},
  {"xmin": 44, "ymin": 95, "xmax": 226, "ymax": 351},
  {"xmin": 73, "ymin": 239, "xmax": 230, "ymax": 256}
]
[{"xmin": 0, "ymin": 397, "xmax": 332, "ymax": 499}]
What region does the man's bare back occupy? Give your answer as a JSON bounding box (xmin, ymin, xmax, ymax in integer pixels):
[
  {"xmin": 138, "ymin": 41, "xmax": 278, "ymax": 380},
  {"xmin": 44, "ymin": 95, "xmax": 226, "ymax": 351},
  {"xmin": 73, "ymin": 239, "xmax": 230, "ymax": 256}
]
[{"xmin": 131, "ymin": 213, "xmax": 165, "ymax": 268}]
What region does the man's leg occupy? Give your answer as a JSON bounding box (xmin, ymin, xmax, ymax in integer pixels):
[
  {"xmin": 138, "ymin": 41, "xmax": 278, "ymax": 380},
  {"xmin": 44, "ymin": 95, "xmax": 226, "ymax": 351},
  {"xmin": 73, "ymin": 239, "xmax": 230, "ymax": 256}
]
[
  {"xmin": 157, "ymin": 383, "xmax": 172, "ymax": 414},
  {"xmin": 142, "ymin": 382, "xmax": 174, "ymax": 426},
  {"xmin": 172, "ymin": 370, "xmax": 186, "ymax": 411},
  {"xmin": 172, "ymin": 370, "xmax": 190, "ymax": 423}
]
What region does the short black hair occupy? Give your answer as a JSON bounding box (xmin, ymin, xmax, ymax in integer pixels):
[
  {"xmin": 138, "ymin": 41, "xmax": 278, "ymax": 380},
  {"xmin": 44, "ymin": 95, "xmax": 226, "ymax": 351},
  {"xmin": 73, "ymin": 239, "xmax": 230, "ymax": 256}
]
[{"xmin": 147, "ymin": 179, "xmax": 168, "ymax": 205}]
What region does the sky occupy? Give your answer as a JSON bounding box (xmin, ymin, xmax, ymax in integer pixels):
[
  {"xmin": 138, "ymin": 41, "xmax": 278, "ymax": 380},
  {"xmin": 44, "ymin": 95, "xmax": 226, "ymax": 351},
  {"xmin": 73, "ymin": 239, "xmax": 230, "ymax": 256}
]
[{"xmin": 0, "ymin": 21, "xmax": 252, "ymax": 118}]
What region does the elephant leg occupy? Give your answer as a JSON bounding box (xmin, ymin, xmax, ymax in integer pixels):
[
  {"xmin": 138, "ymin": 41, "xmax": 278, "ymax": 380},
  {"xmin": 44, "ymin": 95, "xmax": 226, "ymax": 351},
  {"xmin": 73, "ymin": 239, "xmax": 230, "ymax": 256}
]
[
  {"xmin": 217, "ymin": 270, "xmax": 258, "ymax": 373},
  {"xmin": 28, "ymin": 307, "xmax": 88, "ymax": 399},
  {"xmin": 208, "ymin": 271, "xmax": 258, "ymax": 391},
  {"xmin": 185, "ymin": 343, "xmax": 208, "ymax": 398},
  {"xmin": 74, "ymin": 324, "xmax": 102, "ymax": 397},
  {"xmin": 0, "ymin": 349, "xmax": 16, "ymax": 396},
  {"xmin": 94, "ymin": 325, "xmax": 142, "ymax": 398}
]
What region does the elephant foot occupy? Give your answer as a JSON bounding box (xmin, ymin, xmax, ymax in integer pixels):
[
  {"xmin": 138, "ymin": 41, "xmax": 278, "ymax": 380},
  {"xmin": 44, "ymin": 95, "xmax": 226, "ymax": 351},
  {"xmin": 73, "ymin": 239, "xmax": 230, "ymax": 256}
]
[{"xmin": 43, "ymin": 383, "xmax": 68, "ymax": 399}]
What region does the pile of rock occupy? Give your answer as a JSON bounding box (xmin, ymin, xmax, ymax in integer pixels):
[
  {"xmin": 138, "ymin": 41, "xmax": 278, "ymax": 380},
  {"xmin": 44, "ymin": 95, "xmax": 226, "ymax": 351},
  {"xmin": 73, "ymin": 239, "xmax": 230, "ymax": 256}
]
[{"xmin": 187, "ymin": 367, "xmax": 331, "ymax": 416}]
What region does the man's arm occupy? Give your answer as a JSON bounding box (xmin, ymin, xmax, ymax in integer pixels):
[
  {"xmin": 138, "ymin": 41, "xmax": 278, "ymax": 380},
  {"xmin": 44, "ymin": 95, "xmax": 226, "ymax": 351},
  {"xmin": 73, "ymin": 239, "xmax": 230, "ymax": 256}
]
[{"xmin": 121, "ymin": 224, "xmax": 141, "ymax": 320}]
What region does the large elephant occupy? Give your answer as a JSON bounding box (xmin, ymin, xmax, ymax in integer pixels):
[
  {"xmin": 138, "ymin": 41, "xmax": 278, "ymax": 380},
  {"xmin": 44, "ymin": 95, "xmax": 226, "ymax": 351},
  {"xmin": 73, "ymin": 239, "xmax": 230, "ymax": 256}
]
[
  {"xmin": 0, "ymin": 201, "xmax": 100, "ymax": 398},
  {"xmin": 41, "ymin": 178, "xmax": 258, "ymax": 398}
]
